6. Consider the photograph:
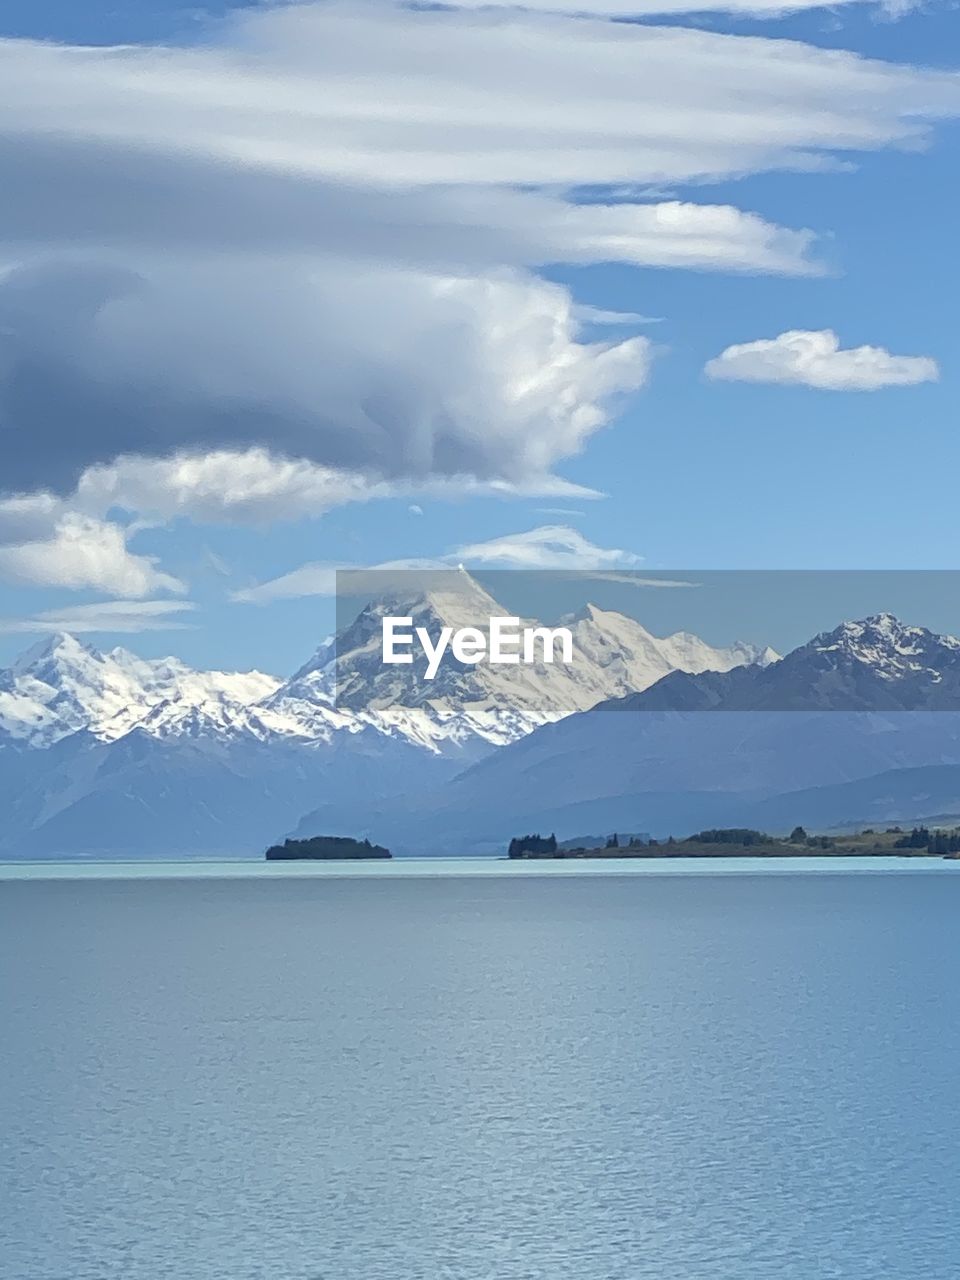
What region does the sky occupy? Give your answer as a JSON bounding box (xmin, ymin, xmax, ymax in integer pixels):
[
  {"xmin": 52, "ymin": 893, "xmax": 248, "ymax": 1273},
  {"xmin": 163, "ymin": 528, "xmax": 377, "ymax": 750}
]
[{"xmin": 0, "ymin": 0, "xmax": 958, "ymax": 674}]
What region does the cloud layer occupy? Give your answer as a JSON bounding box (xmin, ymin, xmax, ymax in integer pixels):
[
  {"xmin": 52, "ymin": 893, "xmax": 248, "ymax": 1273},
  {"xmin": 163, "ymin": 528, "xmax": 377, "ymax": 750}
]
[
  {"xmin": 704, "ymin": 329, "xmax": 940, "ymax": 390},
  {"xmin": 2, "ymin": 2, "xmax": 959, "ymax": 517},
  {"xmin": 0, "ymin": 1, "xmax": 956, "ymax": 608},
  {"xmin": 447, "ymin": 0, "xmax": 915, "ymax": 17},
  {"xmin": 5, "ymin": 7, "xmax": 957, "ymax": 191},
  {"xmin": 0, "ymin": 600, "xmax": 196, "ymax": 635}
]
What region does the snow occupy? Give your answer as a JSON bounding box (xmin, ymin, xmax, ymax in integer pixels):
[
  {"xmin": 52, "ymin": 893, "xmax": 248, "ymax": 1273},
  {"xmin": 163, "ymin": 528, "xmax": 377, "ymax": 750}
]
[
  {"xmin": 257, "ymin": 577, "xmax": 776, "ymax": 752},
  {"xmin": 0, "ymin": 632, "xmax": 281, "ymax": 748},
  {"xmin": 811, "ymin": 614, "xmax": 960, "ymax": 683},
  {"xmin": 0, "ymin": 573, "xmax": 777, "ymax": 753}
]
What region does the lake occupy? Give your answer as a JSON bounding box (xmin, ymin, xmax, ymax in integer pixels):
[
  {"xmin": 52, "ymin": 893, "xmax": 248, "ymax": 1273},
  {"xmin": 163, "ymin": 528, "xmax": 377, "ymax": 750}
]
[{"xmin": 2, "ymin": 864, "xmax": 959, "ymax": 1278}]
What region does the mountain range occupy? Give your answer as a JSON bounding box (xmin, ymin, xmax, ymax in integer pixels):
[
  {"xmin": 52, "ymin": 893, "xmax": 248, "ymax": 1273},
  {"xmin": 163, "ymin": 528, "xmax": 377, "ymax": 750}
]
[
  {"xmin": 6, "ymin": 588, "xmax": 960, "ymax": 859},
  {"xmin": 365, "ymin": 613, "xmax": 960, "ymax": 852},
  {"xmin": 0, "ymin": 573, "xmax": 771, "ymax": 857}
]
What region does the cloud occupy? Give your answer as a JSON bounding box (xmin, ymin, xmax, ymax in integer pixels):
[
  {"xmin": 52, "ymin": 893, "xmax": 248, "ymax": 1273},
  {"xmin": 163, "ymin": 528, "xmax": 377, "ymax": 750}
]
[
  {"xmin": 74, "ymin": 447, "xmax": 599, "ymax": 526},
  {"xmin": 0, "ymin": 492, "xmax": 65, "ymax": 547},
  {"xmin": 704, "ymin": 328, "xmax": 940, "ymax": 390},
  {"xmin": 452, "ymin": 525, "xmax": 644, "ymax": 570},
  {"xmin": 231, "ymin": 556, "xmax": 453, "ymax": 604},
  {"xmin": 0, "ymin": 137, "xmax": 820, "ymax": 275},
  {"xmin": 0, "ymin": 600, "xmax": 196, "ymax": 635},
  {"xmin": 0, "ymin": 262, "xmax": 652, "ymax": 497},
  {"xmin": 1, "ymin": 4, "xmax": 958, "ymax": 514},
  {"xmin": 0, "ymin": 509, "xmax": 184, "ymax": 596},
  {"xmin": 445, "ymin": 0, "xmax": 907, "ymax": 17},
  {"xmin": 232, "ymin": 562, "xmax": 347, "ymax": 604},
  {"xmin": 4, "ymin": 7, "xmax": 956, "ymax": 192},
  {"xmin": 75, "ymin": 449, "xmax": 392, "ymax": 526},
  {"xmin": 575, "ymin": 306, "xmax": 663, "ymax": 327},
  {"xmin": 234, "ymin": 524, "xmax": 646, "ymax": 600}
]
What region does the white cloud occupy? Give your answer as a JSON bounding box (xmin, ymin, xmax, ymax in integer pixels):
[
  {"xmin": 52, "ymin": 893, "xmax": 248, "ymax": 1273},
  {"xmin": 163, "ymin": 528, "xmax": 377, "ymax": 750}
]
[
  {"xmin": 231, "ymin": 557, "xmax": 453, "ymax": 604},
  {"xmin": 234, "ymin": 524, "xmax": 646, "ymax": 601},
  {"xmin": 231, "ymin": 562, "xmax": 348, "ymax": 605},
  {"xmin": 75, "ymin": 446, "xmax": 600, "ymax": 526},
  {"xmin": 3, "ymin": 7, "xmax": 956, "ymax": 192},
  {"xmin": 0, "ymin": 492, "xmax": 65, "ymax": 547},
  {"xmin": 704, "ymin": 328, "xmax": 939, "ymax": 390},
  {"xmin": 3, "ymin": 264, "xmax": 650, "ymax": 504},
  {"xmin": 0, "ymin": 511, "xmax": 184, "ymax": 596},
  {"xmin": 76, "ymin": 449, "xmax": 392, "ymax": 526},
  {"xmin": 0, "ymin": 3, "xmax": 956, "ymax": 519},
  {"xmin": 446, "ymin": 0, "xmax": 907, "ymax": 18},
  {"xmin": 0, "ymin": 600, "xmax": 196, "ymax": 635},
  {"xmin": 453, "ymin": 525, "xmax": 644, "ymax": 570}
]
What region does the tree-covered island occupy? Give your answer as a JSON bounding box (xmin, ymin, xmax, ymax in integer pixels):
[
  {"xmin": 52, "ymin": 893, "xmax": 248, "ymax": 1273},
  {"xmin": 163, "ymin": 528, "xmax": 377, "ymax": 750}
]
[{"xmin": 265, "ymin": 835, "xmax": 392, "ymax": 860}]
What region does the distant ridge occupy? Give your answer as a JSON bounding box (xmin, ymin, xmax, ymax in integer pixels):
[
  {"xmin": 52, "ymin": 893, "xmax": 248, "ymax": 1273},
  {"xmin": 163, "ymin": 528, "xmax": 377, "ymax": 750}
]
[{"xmin": 355, "ymin": 613, "xmax": 960, "ymax": 854}]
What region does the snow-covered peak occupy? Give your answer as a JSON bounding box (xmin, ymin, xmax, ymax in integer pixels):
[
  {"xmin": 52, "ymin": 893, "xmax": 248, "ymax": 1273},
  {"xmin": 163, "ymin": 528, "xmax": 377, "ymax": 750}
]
[
  {"xmin": 0, "ymin": 582, "xmax": 772, "ymax": 755},
  {"xmin": 810, "ymin": 614, "xmax": 960, "ymax": 680},
  {"xmin": 263, "ymin": 584, "xmax": 774, "ymax": 751},
  {"xmin": 10, "ymin": 631, "xmax": 100, "ymax": 678},
  {"xmin": 0, "ymin": 635, "xmax": 281, "ymax": 747}
]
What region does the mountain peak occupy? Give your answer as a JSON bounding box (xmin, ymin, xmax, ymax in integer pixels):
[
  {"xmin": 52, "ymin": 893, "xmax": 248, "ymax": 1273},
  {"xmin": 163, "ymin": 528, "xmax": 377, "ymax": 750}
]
[
  {"xmin": 812, "ymin": 614, "xmax": 960, "ymax": 670},
  {"xmin": 9, "ymin": 631, "xmax": 98, "ymax": 677},
  {"xmin": 377, "ymin": 569, "xmax": 503, "ymax": 626}
]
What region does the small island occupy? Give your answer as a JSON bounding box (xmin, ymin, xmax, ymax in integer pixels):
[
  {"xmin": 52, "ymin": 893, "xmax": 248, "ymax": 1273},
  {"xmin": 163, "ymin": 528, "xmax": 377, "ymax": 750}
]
[{"xmin": 265, "ymin": 835, "xmax": 392, "ymax": 861}]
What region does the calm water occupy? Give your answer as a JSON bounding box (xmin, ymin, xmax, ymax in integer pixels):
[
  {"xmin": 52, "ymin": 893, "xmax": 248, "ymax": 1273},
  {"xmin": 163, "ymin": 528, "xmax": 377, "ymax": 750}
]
[{"xmin": 2, "ymin": 868, "xmax": 959, "ymax": 1279}]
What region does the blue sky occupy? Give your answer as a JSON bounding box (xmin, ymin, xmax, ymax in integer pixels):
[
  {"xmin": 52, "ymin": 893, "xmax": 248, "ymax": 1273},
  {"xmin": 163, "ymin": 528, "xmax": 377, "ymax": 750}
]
[{"xmin": 0, "ymin": 0, "xmax": 958, "ymax": 673}]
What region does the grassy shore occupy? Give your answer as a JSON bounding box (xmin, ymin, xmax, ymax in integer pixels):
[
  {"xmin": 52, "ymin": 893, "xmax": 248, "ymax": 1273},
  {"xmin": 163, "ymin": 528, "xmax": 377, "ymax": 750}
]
[{"xmin": 509, "ymin": 828, "xmax": 957, "ymax": 859}]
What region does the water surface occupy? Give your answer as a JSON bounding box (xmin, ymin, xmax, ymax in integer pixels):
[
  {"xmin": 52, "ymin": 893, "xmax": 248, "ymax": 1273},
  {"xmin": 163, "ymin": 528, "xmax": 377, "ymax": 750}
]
[{"xmin": 2, "ymin": 869, "xmax": 958, "ymax": 1278}]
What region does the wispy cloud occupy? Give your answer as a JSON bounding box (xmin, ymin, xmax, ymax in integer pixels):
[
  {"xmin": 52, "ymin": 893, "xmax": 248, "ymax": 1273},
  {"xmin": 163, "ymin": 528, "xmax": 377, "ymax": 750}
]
[
  {"xmin": 234, "ymin": 525, "xmax": 653, "ymax": 602},
  {"xmin": 452, "ymin": 526, "xmax": 644, "ymax": 571},
  {"xmin": 0, "ymin": 600, "xmax": 196, "ymax": 635},
  {"xmin": 445, "ymin": 0, "xmax": 914, "ymax": 17}
]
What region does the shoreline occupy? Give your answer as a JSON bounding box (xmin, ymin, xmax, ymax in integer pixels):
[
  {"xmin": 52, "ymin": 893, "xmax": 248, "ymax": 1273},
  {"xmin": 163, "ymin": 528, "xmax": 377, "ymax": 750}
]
[
  {"xmin": 2, "ymin": 854, "xmax": 959, "ymax": 881},
  {"xmin": 506, "ymin": 848, "xmax": 949, "ymax": 861}
]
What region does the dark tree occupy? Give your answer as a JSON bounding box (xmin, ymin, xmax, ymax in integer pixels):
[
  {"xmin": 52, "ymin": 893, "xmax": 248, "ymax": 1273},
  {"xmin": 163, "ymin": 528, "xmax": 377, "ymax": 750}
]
[{"xmin": 508, "ymin": 833, "xmax": 558, "ymax": 858}]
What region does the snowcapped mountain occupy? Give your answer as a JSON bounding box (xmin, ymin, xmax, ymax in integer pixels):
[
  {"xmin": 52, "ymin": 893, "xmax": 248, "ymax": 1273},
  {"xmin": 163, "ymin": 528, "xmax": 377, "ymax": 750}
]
[
  {"xmin": 262, "ymin": 573, "xmax": 776, "ymax": 751},
  {"xmin": 0, "ymin": 574, "xmax": 780, "ymax": 857},
  {"xmin": 0, "ymin": 632, "xmax": 280, "ymax": 747},
  {"xmin": 0, "ymin": 574, "xmax": 774, "ymax": 755},
  {"xmin": 7, "ymin": 601, "xmax": 960, "ymax": 859},
  {"xmin": 622, "ymin": 613, "xmax": 960, "ymax": 713},
  {"xmin": 374, "ymin": 613, "xmax": 960, "ymax": 853}
]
